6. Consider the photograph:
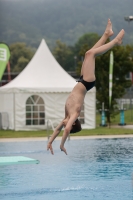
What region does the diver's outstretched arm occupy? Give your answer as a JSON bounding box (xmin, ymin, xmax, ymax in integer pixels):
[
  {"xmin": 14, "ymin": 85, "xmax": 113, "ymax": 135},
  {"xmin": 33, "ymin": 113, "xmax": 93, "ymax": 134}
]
[
  {"xmin": 60, "ymin": 114, "xmax": 78, "ymax": 155},
  {"xmin": 47, "ymin": 120, "xmax": 64, "ymax": 154}
]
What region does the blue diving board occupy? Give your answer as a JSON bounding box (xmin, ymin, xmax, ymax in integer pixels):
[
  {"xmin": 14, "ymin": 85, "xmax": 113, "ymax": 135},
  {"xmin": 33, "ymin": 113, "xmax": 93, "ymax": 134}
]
[{"xmin": 0, "ymin": 156, "xmax": 40, "ymax": 165}]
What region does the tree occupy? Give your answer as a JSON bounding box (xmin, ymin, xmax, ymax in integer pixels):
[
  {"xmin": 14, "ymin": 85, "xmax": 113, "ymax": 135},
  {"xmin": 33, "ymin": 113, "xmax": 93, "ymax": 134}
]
[
  {"xmin": 52, "ymin": 40, "xmax": 75, "ymax": 71},
  {"xmin": 96, "ymin": 45, "xmax": 133, "ymax": 122},
  {"xmin": 74, "ymin": 33, "xmax": 100, "ymax": 55},
  {"xmin": 9, "ymin": 43, "xmax": 34, "ymax": 72},
  {"xmin": 75, "ymin": 34, "xmax": 133, "ymax": 122},
  {"xmin": 73, "ymin": 33, "xmax": 100, "ymax": 74}
]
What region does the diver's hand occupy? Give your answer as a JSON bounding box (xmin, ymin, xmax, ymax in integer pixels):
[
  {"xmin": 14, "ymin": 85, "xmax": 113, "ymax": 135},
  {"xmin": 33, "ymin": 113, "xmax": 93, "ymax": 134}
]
[
  {"xmin": 47, "ymin": 143, "xmax": 54, "ymax": 155},
  {"xmin": 60, "ymin": 145, "xmax": 67, "ymax": 155}
]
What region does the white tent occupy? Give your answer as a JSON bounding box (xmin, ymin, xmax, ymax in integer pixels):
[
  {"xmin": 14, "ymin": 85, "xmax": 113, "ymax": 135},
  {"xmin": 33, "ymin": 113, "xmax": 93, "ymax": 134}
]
[{"xmin": 0, "ymin": 39, "xmax": 96, "ymax": 131}]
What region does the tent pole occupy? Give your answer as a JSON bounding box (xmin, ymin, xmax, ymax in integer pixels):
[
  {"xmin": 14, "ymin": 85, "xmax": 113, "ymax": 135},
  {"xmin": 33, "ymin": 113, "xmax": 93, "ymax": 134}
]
[{"xmin": 13, "ymin": 92, "xmax": 16, "ymax": 130}]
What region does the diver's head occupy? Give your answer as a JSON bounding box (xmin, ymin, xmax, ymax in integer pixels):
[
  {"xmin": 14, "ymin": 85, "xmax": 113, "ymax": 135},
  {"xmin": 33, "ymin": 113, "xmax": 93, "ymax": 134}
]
[
  {"xmin": 63, "ymin": 118, "xmax": 82, "ymax": 134},
  {"xmin": 70, "ymin": 119, "xmax": 82, "ymax": 134}
]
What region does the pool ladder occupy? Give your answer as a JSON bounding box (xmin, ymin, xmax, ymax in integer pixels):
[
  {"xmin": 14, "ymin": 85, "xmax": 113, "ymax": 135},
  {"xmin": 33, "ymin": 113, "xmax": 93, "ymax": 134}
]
[
  {"xmin": 46, "ymin": 119, "xmax": 70, "ymax": 141},
  {"xmin": 46, "ymin": 119, "xmax": 55, "ymax": 140}
]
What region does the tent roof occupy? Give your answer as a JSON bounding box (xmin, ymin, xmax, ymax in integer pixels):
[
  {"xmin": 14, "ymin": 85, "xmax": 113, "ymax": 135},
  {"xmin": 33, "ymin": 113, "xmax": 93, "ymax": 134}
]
[{"xmin": 1, "ymin": 39, "xmax": 77, "ymax": 92}]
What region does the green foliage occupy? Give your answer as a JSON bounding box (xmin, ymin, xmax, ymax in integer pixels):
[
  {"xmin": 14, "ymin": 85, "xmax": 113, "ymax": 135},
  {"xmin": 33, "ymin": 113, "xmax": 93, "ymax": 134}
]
[
  {"xmin": 74, "ymin": 33, "xmax": 100, "ymax": 74},
  {"xmin": 8, "ymin": 32, "xmax": 133, "ymax": 125},
  {"xmin": 72, "ymin": 33, "xmax": 133, "ymax": 122},
  {"xmin": 95, "ymin": 45, "xmax": 133, "ymax": 122},
  {"xmin": 53, "ymin": 40, "xmax": 75, "ymax": 71},
  {"xmin": 74, "ymin": 33, "xmax": 100, "ymax": 55},
  {"xmin": 9, "ymin": 43, "xmax": 34, "ymax": 72},
  {"xmin": 0, "ymin": 0, "xmax": 133, "ymax": 48}
]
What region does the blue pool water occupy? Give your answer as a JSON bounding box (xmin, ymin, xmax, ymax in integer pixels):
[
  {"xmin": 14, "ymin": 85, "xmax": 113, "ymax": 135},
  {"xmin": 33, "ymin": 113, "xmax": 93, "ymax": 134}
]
[{"xmin": 0, "ymin": 138, "xmax": 133, "ymax": 200}]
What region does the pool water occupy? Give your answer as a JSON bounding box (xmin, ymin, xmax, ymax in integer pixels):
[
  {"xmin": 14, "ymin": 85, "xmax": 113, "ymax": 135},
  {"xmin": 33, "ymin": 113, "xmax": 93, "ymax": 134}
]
[{"xmin": 0, "ymin": 138, "xmax": 133, "ymax": 200}]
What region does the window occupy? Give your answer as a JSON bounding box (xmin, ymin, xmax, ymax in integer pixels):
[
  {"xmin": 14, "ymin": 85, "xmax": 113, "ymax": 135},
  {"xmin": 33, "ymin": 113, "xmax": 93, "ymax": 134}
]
[
  {"xmin": 79, "ymin": 103, "xmax": 84, "ymax": 124},
  {"xmin": 125, "ymin": 72, "xmax": 132, "ymax": 80},
  {"xmin": 26, "ymin": 95, "xmax": 45, "ymax": 125}
]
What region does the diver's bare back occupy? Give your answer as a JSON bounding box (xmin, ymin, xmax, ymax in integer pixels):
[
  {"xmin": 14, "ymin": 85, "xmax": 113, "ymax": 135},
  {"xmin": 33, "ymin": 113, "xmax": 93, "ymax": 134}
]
[{"xmin": 65, "ymin": 82, "xmax": 87, "ymax": 116}]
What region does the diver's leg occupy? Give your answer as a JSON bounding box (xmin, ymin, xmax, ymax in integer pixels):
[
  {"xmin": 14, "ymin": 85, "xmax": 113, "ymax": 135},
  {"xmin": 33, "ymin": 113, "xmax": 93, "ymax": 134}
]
[
  {"xmin": 82, "ymin": 29, "xmax": 125, "ymax": 82},
  {"xmin": 81, "ymin": 19, "xmax": 113, "ymax": 75},
  {"xmin": 91, "ymin": 18, "xmax": 113, "ymax": 49}
]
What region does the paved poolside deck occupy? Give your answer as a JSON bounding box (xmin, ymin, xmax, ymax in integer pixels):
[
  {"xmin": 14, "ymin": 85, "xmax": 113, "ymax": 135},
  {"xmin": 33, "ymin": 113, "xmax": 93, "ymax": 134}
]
[{"xmin": 0, "ymin": 134, "xmax": 133, "ymax": 142}]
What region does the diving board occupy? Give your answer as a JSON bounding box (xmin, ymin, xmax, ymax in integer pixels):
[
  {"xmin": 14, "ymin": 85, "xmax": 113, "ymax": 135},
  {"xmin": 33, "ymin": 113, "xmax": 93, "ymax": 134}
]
[{"xmin": 0, "ymin": 156, "xmax": 39, "ymax": 165}]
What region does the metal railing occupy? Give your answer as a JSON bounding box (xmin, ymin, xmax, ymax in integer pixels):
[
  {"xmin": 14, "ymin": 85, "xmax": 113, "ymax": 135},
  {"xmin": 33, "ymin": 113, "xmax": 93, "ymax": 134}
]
[
  {"xmin": 46, "ymin": 119, "xmax": 55, "ymax": 140},
  {"xmin": 46, "ymin": 119, "xmax": 70, "ymax": 141}
]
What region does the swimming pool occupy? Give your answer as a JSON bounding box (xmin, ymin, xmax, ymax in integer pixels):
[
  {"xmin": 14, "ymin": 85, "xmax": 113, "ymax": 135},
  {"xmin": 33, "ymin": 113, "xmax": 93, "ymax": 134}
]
[{"xmin": 0, "ymin": 137, "xmax": 133, "ymax": 200}]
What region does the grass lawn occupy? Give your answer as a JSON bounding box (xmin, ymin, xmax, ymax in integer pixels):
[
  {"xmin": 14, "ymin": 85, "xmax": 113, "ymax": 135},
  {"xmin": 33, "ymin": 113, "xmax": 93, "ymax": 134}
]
[{"xmin": 0, "ymin": 126, "xmax": 133, "ymax": 138}]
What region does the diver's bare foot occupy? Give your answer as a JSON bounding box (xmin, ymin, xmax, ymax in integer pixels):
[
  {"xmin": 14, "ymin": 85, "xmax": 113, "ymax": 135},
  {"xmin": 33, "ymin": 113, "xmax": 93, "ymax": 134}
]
[
  {"xmin": 115, "ymin": 29, "xmax": 125, "ymax": 45},
  {"xmin": 104, "ymin": 19, "xmax": 114, "ymax": 37},
  {"xmin": 47, "ymin": 143, "xmax": 54, "ymax": 155},
  {"xmin": 60, "ymin": 145, "xmax": 67, "ymax": 155}
]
